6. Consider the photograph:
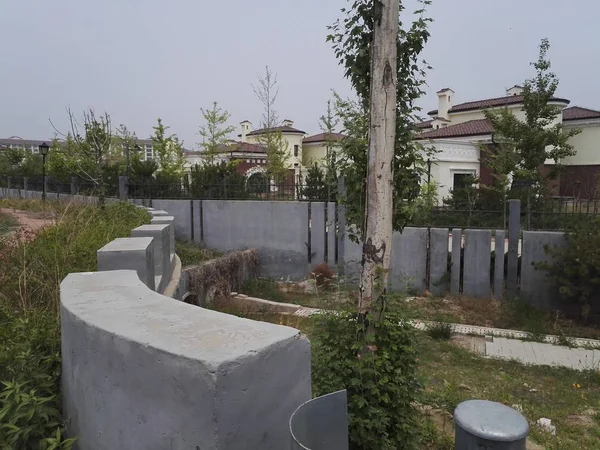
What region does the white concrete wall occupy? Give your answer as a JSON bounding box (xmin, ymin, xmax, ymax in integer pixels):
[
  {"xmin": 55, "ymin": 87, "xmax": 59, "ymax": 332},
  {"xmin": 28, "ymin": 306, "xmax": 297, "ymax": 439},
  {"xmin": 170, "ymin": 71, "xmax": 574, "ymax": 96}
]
[{"xmin": 422, "ymin": 140, "xmax": 481, "ymax": 202}]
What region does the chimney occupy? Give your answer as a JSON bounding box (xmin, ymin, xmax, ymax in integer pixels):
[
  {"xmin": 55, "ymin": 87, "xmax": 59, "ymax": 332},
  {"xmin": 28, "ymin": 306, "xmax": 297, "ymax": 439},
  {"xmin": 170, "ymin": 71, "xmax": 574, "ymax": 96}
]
[
  {"xmin": 282, "ymin": 119, "xmax": 294, "ymax": 128},
  {"xmin": 240, "ymin": 120, "xmax": 251, "ymax": 142},
  {"xmin": 506, "ymin": 85, "xmax": 524, "ymax": 96},
  {"xmin": 436, "ymin": 88, "xmax": 455, "ymax": 120}
]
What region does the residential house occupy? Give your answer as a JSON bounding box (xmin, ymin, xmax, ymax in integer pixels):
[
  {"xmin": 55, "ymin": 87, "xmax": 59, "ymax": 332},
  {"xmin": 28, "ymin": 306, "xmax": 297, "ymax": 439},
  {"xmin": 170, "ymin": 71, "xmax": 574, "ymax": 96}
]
[
  {"xmin": 186, "ymin": 120, "xmax": 344, "ymax": 184},
  {"xmin": 414, "ymin": 86, "xmax": 600, "ymax": 201}
]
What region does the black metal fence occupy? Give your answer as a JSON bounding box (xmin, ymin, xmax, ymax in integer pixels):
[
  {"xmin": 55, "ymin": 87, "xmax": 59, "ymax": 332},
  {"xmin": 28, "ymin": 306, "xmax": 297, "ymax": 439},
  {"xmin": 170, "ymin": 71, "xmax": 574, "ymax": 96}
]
[
  {"xmin": 127, "ymin": 180, "xmax": 334, "ymax": 202},
  {"xmin": 408, "ymin": 198, "xmax": 600, "ymax": 231}
]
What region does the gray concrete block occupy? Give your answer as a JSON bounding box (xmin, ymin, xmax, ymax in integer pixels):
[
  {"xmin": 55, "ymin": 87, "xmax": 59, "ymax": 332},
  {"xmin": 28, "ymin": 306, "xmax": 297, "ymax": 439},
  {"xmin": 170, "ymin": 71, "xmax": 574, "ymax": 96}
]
[
  {"xmin": 131, "ymin": 224, "xmax": 170, "ymax": 292},
  {"xmin": 97, "ymin": 237, "xmax": 155, "ymax": 290},
  {"xmin": 60, "ymin": 270, "xmax": 311, "ymax": 450},
  {"xmin": 327, "ymin": 202, "xmax": 336, "ymax": 267},
  {"xmin": 389, "ymin": 228, "xmax": 427, "ymax": 293},
  {"xmin": 494, "ymin": 230, "xmax": 505, "ymax": 300},
  {"xmin": 152, "ymin": 199, "xmax": 193, "ymax": 241},
  {"xmin": 202, "ymin": 201, "xmax": 310, "ymax": 280},
  {"xmin": 520, "ymin": 231, "xmax": 565, "ymax": 309},
  {"xmin": 429, "ymin": 228, "xmax": 449, "ymax": 296},
  {"xmin": 311, "ymin": 202, "xmax": 326, "ymax": 265},
  {"xmin": 463, "ymin": 229, "xmax": 491, "ymax": 297},
  {"xmin": 151, "ymin": 216, "xmax": 175, "ymax": 261},
  {"xmin": 148, "ymin": 209, "xmax": 169, "ymax": 217},
  {"xmin": 451, "ymin": 229, "xmax": 462, "ymax": 295}
]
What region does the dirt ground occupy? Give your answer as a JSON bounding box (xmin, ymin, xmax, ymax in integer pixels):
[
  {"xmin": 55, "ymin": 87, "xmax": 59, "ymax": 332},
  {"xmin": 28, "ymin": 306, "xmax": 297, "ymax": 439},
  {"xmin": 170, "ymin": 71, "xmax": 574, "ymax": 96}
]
[{"xmin": 0, "ymin": 208, "xmax": 54, "ymax": 234}]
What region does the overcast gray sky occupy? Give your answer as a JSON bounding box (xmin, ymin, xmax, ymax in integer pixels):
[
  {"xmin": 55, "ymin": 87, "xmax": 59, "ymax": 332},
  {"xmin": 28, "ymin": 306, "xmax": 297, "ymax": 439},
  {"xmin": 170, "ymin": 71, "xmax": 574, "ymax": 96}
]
[{"xmin": 1, "ymin": 0, "xmax": 598, "ymax": 147}]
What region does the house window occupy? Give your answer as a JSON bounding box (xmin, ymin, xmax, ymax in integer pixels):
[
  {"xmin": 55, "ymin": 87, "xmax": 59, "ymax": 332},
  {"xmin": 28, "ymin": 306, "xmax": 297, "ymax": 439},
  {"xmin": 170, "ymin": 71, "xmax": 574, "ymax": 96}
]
[
  {"xmin": 294, "ymin": 145, "xmax": 299, "ymax": 157},
  {"xmin": 145, "ymin": 144, "xmax": 153, "ymax": 160},
  {"xmin": 453, "ymin": 172, "xmax": 475, "ymax": 190}
]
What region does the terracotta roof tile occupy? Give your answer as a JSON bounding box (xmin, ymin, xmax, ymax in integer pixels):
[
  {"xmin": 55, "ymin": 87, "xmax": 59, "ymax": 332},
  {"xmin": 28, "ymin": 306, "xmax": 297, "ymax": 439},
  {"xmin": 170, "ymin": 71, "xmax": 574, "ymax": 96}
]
[
  {"xmin": 246, "ymin": 125, "xmax": 306, "ymax": 136},
  {"xmin": 428, "ymin": 94, "xmax": 569, "ymax": 116},
  {"xmin": 225, "ymin": 141, "xmax": 267, "ymax": 154},
  {"xmin": 414, "ymin": 119, "xmax": 493, "ymax": 140},
  {"xmin": 414, "ymin": 119, "xmax": 434, "ymax": 130},
  {"xmin": 302, "ymin": 132, "xmax": 345, "ymax": 144},
  {"xmin": 562, "ymin": 106, "xmax": 600, "ymax": 121}
]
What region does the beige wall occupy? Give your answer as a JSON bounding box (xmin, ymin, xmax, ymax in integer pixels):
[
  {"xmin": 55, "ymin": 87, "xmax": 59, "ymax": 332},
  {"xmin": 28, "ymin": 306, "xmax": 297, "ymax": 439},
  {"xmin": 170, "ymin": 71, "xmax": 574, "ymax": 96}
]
[
  {"xmin": 246, "ymin": 132, "xmax": 304, "ymax": 169},
  {"xmin": 563, "ymin": 124, "xmax": 600, "ymax": 165},
  {"xmin": 302, "ymin": 143, "xmax": 327, "ymax": 167}
]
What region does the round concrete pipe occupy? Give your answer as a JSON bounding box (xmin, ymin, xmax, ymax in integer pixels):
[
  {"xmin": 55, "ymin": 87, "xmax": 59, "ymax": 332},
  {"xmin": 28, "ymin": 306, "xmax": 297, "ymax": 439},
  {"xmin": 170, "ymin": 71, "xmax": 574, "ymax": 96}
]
[{"xmin": 454, "ymin": 400, "xmax": 529, "ymax": 450}]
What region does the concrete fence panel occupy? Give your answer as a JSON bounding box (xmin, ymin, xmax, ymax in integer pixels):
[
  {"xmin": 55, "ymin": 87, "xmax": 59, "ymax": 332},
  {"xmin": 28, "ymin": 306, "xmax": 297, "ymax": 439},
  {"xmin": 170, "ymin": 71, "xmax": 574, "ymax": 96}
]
[
  {"xmin": 429, "ymin": 228, "xmax": 450, "ymax": 296},
  {"xmin": 327, "ymin": 202, "xmax": 336, "ymax": 267},
  {"xmin": 389, "ymin": 228, "xmax": 428, "ymax": 293},
  {"xmin": 463, "ymin": 229, "xmax": 492, "ymax": 298},
  {"xmin": 60, "ymin": 270, "xmax": 311, "ymax": 450},
  {"xmin": 151, "ymin": 199, "xmax": 193, "ymax": 241},
  {"xmin": 494, "ymin": 230, "xmax": 506, "ymax": 300},
  {"xmin": 310, "ymin": 202, "xmax": 326, "ymax": 266},
  {"xmin": 202, "ymin": 200, "xmax": 310, "ymax": 280},
  {"xmin": 520, "ymin": 231, "xmax": 566, "ymax": 309}
]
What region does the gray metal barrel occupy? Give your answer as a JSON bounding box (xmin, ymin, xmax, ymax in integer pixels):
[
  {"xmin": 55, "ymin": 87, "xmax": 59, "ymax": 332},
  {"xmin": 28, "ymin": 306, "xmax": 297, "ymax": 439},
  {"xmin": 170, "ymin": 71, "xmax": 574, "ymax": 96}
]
[
  {"xmin": 455, "ymin": 400, "xmax": 529, "ymax": 450},
  {"xmin": 289, "ymin": 390, "xmax": 349, "ymax": 450}
]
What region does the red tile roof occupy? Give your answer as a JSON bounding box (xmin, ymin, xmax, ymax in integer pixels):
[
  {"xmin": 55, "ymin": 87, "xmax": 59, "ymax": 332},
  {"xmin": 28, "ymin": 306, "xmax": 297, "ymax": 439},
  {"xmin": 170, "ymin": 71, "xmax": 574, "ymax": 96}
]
[
  {"xmin": 428, "ymin": 94, "xmax": 570, "ymax": 116},
  {"xmin": 414, "ymin": 119, "xmax": 494, "ymax": 140},
  {"xmin": 246, "ymin": 125, "xmax": 306, "ymax": 136},
  {"xmin": 562, "ymin": 106, "xmax": 600, "ymax": 121},
  {"xmin": 414, "ymin": 119, "xmax": 434, "ymax": 130},
  {"xmin": 226, "ymin": 141, "xmax": 267, "ymax": 154},
  {"xmin": 302, "ymin": 132, "xmax": 345, "ymax": 144}
]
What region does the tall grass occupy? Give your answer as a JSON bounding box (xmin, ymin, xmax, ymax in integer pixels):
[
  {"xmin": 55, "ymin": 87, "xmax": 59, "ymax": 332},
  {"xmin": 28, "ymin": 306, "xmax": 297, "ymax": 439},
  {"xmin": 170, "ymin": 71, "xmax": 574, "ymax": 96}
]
[{"xmin": 0, "ymin": 201, "xmax": 150, "ymax": 314}]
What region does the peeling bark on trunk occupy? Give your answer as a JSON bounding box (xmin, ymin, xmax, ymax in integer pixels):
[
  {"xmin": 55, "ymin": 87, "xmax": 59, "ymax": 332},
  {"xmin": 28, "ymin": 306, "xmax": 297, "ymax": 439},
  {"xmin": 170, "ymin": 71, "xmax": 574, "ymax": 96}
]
[{"xmin": 358, "ymin": 0, "xmax": 398, "ymax": 321}]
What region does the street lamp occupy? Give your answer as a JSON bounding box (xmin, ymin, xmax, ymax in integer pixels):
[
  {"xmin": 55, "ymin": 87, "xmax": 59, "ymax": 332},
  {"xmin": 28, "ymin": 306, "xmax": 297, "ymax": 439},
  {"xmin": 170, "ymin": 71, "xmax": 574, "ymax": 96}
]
[{"xmin": 39, "ymin": 142, "xmax": 50, "ymax": 202}]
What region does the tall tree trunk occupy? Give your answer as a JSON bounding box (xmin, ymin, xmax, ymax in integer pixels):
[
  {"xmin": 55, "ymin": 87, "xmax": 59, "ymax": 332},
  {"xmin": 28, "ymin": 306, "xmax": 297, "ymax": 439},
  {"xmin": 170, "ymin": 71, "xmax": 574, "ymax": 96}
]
[{"xmin": 358, "ymin": 0, "xmax": 398, "ymax": 321}]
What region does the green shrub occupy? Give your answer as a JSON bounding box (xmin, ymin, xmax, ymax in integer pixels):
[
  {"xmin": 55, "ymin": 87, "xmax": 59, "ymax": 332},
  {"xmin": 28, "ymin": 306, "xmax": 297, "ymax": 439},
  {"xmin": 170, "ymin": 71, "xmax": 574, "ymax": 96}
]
[
  {"xmin": 311, "ymin": 312, "xmax": 420, "ymax": 450},
  {"xmin": 0, "ymin": 308, "xmax": 74, "ymax": 449},
  {"xmin": 425, "ymin": 322, "xmax": 453, "ymax": 341},
  {"xmin": 536, "ymin": 217, "xmax": 600, "ymax": 323}
]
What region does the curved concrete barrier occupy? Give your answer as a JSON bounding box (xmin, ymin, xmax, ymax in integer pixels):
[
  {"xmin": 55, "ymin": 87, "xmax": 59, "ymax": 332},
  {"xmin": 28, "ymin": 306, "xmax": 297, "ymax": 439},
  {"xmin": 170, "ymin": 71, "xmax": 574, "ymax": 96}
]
[{"xmin": 61, "ymin": 270, "xmax": 311, "ymax": 450}]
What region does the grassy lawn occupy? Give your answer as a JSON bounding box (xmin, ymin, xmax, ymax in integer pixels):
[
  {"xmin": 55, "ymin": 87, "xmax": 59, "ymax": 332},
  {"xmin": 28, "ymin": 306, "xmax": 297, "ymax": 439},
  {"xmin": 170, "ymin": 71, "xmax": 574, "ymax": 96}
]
[
  {"xmin": 175, "ymin": 240, "xmax": 221, "ymax": 267},
  {"xmin": 213, "ymin": 307, "xmax": 600, "ymax": 449},
  {"xmin": 417, "ymin": 333, "xmax": 600, "ymax": 449}
]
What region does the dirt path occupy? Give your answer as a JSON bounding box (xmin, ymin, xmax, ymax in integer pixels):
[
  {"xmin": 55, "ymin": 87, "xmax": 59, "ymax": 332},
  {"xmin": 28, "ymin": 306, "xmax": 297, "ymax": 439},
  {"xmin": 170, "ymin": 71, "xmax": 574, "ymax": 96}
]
[{"xmin": 0, "ymin": 208, "xmax": 54, "ymax": 233}]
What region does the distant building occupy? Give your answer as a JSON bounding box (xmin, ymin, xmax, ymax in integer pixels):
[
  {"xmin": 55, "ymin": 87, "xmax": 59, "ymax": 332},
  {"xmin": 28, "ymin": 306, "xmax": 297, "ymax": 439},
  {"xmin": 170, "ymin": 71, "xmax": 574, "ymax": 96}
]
[{"xmin": 414, "ymin": 86, "xmax": 600, "ymax": 201}]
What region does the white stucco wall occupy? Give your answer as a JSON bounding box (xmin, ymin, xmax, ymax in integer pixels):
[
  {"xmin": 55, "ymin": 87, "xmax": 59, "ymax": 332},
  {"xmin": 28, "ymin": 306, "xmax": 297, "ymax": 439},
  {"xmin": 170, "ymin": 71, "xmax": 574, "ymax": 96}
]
[
  {"xmin": 421, "ymin": 139, "xmax": 481, "ymax": 202},
  {"xmin": 562, "ymin": 123, "xmax": 600, "ymax": 165}
]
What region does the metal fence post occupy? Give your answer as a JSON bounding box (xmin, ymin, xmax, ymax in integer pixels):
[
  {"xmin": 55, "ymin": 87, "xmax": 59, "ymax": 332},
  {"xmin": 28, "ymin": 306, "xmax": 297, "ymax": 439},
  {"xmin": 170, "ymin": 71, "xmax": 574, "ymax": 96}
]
[
  {"xmin": 23, "ymin": 177, "xmax": 28, "ymax": 191},
  {"xmin": 7, "ymin": 176, "xmax": 11, "ymax": 189},
  {"xmin": 119, "ymin": 176, "xmax": 129, "ymax": 201},
  {"xmin": 506, "ymin": 199, "xmax": 521, "ymax": 299},
  {"xmin": 71, "ymin": 177, "xmax": 78, "ymax": 195}
]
